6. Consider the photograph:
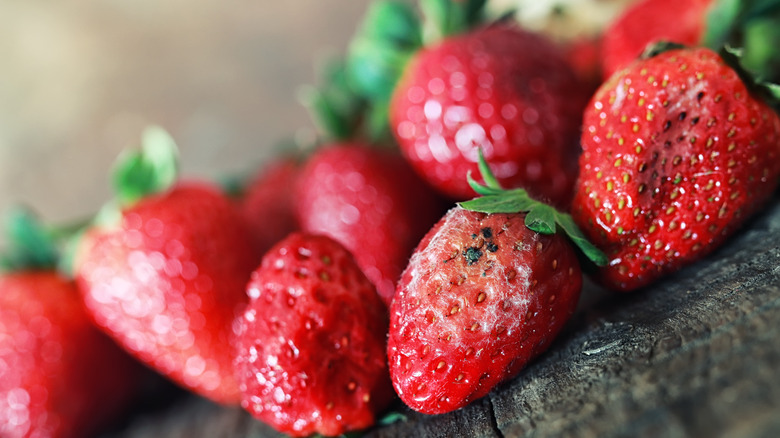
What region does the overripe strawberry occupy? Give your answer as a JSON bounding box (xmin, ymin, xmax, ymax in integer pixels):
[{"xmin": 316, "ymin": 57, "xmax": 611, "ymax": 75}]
[
  {"xmin": 572, "ymin": 45, "xmax": 780, "ymax": 291},
  {"xmin": 389, "ymin": 24, "xmax": 588, "ymax": 206},
  {"xmin": 76, "ymin": 182, "xmax": 261, "ymax": 404},
  {"xmin": 0, "ymin": 271, "xmax": 143, "ymax": 438},
  {"xmin": 239, "ymin": 156, "xmax": 300, "ymax": 254},
  {"xmin": 233, "ymin": 232, "xmax": 394, "ymax": 437},
  {"xmin": 387, "ymin": 153, "xmax": 605, "ymax": 414},
  {"xmin": 295, "ymin": 143, "xmax": 445, "ymax": 306},
  {"xmin": 601, "ymin": 0, "xmax": 713, "ymax": 78}
]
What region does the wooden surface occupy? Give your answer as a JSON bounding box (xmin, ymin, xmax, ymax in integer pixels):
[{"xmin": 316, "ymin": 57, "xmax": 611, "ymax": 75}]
[{"xmin": 106, "ymin": 196, "xmax": 780, "ymax": 438}]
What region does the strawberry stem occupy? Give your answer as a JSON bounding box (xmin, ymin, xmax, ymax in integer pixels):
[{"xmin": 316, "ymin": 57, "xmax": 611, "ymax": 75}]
[{"xmin": 460, "ymin": 150, "xmax": 608, "ymax": 266}]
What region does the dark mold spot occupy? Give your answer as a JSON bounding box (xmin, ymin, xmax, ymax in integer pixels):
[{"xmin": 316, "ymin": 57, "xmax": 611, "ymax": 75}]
[{"xmin": 464, "ymin": 247, "xmax": 483, "ymax": 266}]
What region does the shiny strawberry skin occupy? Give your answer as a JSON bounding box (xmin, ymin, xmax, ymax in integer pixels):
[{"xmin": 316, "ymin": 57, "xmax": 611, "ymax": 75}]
[
  {"xmin": 76, "ymin": 182, "xmax": 261, "ymax": 404},
  {"xmin": 389, "ymin": 25, "xmax": 587, "ymax": 207},
  {"xmin": 233, "ymin": 233, "xmax": 393, "ymax": 437},
  {"xmin": 388, "ymin": 207, "xmax": 582, "ymax": 414},
  {"xmin": 601, "ymin": 0, "xmax": 714, "ymax": 78},
  {"xmin": 240, "ymin": 157, "xmax": 300, "ymax": 255},
  {"xmin": 0, "ymin": 271, "xmax": 143, "ymax": 438},
  {"xmin": 573, "ymin": 47, "xmax": 780, "ymax": 291},
  {"xmin": 295, "ymin": 143, "xmax": 445, "ymax": 306}
]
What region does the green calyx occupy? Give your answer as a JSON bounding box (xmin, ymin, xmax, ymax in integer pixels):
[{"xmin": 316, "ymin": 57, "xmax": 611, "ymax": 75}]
[
  {"xmin": 419, "ymin": 0, "xmax": 488, "ymax": 44},
  {"xmin": 703, "ymin": 0, "xmax": 780, "ymax": 83},
  {"xmin": 325, "ymin": 0, "xmax": 487, "ymax": 142},
  {"xmin": 458, "ymin": 150, "xmax": 607, "ymax": 267},
  {"xmin": 0, "ymin": 207, "xmax": 60, "ymax": 272},
  {"xmin": 112, "ymin": 125, "xmax": 179, "ymax": 207}
]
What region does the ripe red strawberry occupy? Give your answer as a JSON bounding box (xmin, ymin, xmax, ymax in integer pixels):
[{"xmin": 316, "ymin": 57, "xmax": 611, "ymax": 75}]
[
  {"xmin": 295, "ymin": 143, "xmax": 445, "ymax": 306},
  {"xmin": 76, "ymin": 182, "xmax": 261, "ymax": 404},
  {"xmin": 389, "ymin": 25, "xmax": 588, "ymax": 206},
  {"xmin": 572, "ymin": 45, "xmax": 780, "ymax": 292},
  {"xmin": 233, "ymin": 232, "xmax": 394, "ymax": 437},
  {"xmin": 0, "ymin": 271, "xmax": 143, "ymax": 438},
  {"xmin": 601, "ymin": 0, "xmax": 714, "ymax": 78},
  {"xmin": 387, "ymin": 154, "xmax": 605, "ymax": 414},
  {"xmin": 240, "ymin": 156, "xmax": 300, "ymax": 254}
]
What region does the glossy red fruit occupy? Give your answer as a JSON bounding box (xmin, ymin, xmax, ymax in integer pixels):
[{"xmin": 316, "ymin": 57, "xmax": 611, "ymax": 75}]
[
  {"xmin": 240, "ymin": 157, "xmax": 300, "ymax": 254},
  {"xmin": 600, "ymin": 0, "xmax": 714, "ymax": 78},
  {"xmin": 573, "ymin": 46, "xmax": 780, "ymax": 291},
  {"xmin": 76, "ymin": 182, "xmax": 261, "ymax": 404},
  {"xmin": 295, "ymin": 143, "xmax": 445, "ymax": 306},
  {"xmin": 233, "ymin": 232, "xmax": 393, "ymax": 437},
  {"xmin": 388, "ymin": 207, "xmax": 582, "ymax": 414},
  {"xmin": 0, "ymin": 271, "xmax": 142, "ymax": 438},
  {"xmin": 389, "ymin": 25, "xmax": 587, "ymax": 207}
]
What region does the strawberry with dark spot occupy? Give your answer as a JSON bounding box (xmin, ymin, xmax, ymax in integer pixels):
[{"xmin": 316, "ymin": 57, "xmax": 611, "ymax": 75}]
[
  {"xmin": 233, "ymin": 232, "xmax": 394, "ymax": 436},
  {"xmin": 573, "ymin": 44, "xmax": 780, "ymax": 291},
  {"xmin": 388, "ymin": 152, "xmax": 605, "ymax": 414}
]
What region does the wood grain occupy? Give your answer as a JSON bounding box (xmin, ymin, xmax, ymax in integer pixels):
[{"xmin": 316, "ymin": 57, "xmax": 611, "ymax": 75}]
[{"xmin": 108, "ymin": 197, "xmax": 780, "ymax": 438}]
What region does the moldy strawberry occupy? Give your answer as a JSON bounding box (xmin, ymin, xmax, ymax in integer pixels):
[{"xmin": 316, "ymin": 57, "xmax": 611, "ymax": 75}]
[{"xmin": 388, "ymin": 151, "xmax": 606, "ymax": 414}]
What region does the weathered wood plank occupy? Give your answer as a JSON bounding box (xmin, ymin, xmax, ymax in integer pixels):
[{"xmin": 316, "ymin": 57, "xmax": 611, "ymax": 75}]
[{"xmin": 108, "ymin": 198, "xmax": 780, "ymax": 438}]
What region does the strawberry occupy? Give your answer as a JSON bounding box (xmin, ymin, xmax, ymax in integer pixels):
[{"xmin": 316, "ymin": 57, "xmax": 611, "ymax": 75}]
[
  {"xmin": 233, "ymin": 232, "xmax": 394, "ymax": 437},
  {"xmin": 388, "ymin": 24, "xmax": 588, "ymax": 206},
  {"xmin": 600, "ymin": 0, "xmax": 780, "ymax": 82},
  {"xmin": 76, "ymin": 182, "xmax": 260, "ymax": 404},
  {"xmin": 344, "ymin": 1, "xmax": 588, "ymax": 206},
  {"xmin": 74, "ymin": 128, "xmax": 262, "ymax": 403},
  {"xmin": 295, "ymin": 143, "xmax": 445, "ymax": 306},
  {"xmin": 0, "ymin": 208, "xmax": 143, "ymax": 438},
  {"xmin": 239, "ymin": 156, "xmax": 300, "ymax": 254},
  {"xmin": 0, "ymin": 272, "xmax": 143, "ymax": 438},
  {"xmin": 572, "ymin": 45, "xmax": 780, "ymax": 292},
  {"xmin": 387, "ymin": 152, "xmax": 605, "ymax": 414},
  {"xmin": 601, "ymin": 0, "xmax": 713, "ymax": 78}
]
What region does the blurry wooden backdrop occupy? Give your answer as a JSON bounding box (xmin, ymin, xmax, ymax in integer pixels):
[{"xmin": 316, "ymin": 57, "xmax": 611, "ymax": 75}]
[{"xmin": 0, "ymin": 1, "xmax": 366, "ymax": 231}]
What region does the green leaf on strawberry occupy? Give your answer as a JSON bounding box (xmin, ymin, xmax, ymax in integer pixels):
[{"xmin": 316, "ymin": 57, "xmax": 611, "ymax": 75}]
[
  {"xmin": 112, "ymin": 125, "xmax": 179, "ymax": 206},
  {"xmin": 460, "ymin": 149, "xmax": 608, "ymax": 267},
  {"xmin": 0, "ymin": 207, "xmax": 59, "ymax": 271}
]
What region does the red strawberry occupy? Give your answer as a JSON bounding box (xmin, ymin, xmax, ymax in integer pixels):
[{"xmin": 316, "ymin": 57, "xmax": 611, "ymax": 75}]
[
  {"xmin": 601, "ymin": 0, "xmax": 714, "ymax": 78},
  {"xmin": 387, "ymin": 154, "xmax": 605, "ymax": 414},
  {"xmin": 233, "ymin": 232, "xmax": 394, "ymax": 437},
  {"xmin": 389, "ymin": 25, "xmax": 588, "ymax": 206},
  {"xmin": 76, "ymin": 182, "xmax": 261, "ymax": 403},
  {"xmin": 0, "ymin": 271, "xmax": 143, "ymax": 438},
  {"xmin": 295, "ymin": 143, "xmax": 445, "ymax": 306},
  {"xmin": 240, "ymin": 156, "xmax": 300, "ymax": 254},
  {"xmin": 572, "ymin": 45, "xmax": 780, "ymax": 291}
]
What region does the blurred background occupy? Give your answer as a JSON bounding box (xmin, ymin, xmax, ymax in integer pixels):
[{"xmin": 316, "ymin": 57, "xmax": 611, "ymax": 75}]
[
  {"xmin": 0, "ymin": 1, "xmax": 368, "ymax": 232},
  {"xmin": 0, "ymin": 0, "xmax": 634, "ymax": 237}
]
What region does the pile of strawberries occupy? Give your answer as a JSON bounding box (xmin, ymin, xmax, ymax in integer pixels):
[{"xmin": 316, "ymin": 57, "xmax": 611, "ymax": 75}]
[{"xmin": 3, "ymin": 0, "xmax": 780, "ymax": 437}]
